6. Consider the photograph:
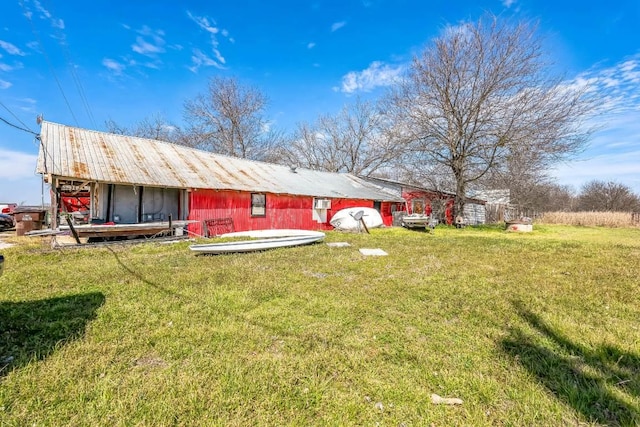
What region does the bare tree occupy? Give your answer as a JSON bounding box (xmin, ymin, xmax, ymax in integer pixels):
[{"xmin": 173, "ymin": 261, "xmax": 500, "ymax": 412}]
[
  {"xmin": 477, "ymin": 146, "xmax": 579, "ymax": 212},
  {"xmin": 285, "ymin": 99, "xmax": 405, "ymax": 176},
  {"xmin": 500, "ymin": 179, "xmax": 576, "ymax": 212},
  {"xmin": 542, "ymin": 183, "xmax": 577, "ymax": 212},
  {"xmin": 577, "ymin": 180, "xmax": 640, "ymax": 211},
  {"xmin": 182, "ymin": 76, "xmax": 279, "ymax": 160},
  {"xmin": 386, "ymin": 15, "xmax": 595, "ymax": 217},
  {"xmin": 105, "ymin": 113, "xmax": 179, "ymax": 142}
]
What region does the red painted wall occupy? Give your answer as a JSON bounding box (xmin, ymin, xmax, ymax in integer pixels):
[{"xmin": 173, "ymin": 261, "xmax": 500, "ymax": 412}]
[
  {"xmin": 401, "ymin": 189, "xmax": 455, "ymax": 224},
  {"xmin": 188, "ymin": 189, "xmax": 394, "ymax": 235}
]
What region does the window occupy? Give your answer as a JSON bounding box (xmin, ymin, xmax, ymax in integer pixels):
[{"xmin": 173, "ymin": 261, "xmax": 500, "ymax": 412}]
[
  {"xmin": 251, "ymin": 193, "xmax": 266, "ymax": 216},
  {"xmin": 411, "ymin": 199, "xmax": 426, "ymax": 215}
]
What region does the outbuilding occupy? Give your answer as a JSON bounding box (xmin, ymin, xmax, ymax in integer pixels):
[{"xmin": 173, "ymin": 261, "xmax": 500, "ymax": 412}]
[
  {"xmin": 359, "ymin": 176, "xmax": 487, "ymax": 226},
  {"xmin": 36, "ymin": 121, "xmax": 403, "ymax": 237}
]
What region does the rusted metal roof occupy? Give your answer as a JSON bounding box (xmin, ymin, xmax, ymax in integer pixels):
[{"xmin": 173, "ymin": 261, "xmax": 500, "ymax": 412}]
[
  {"xmin": 361, "ymin": 176, "xmax": 486, "ymax": 204},
  {"xmin": 36, "ymin": 121, "xmax": 403, "ymax": 202}
]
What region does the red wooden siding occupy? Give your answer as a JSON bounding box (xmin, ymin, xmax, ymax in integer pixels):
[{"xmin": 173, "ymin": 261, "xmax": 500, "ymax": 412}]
[
  {"xmin": 188, "ymin": 189, "xmax": 394, "ymax": 235},
  {"xmin": 401, "ymin": 189, "xmax": 455, "ymax": 224}
]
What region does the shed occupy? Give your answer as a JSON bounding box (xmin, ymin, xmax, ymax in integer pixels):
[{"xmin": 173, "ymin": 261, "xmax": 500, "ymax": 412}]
[{"xmin": 360, "ymin": 176, "xmax": 487, "ymax": 225}]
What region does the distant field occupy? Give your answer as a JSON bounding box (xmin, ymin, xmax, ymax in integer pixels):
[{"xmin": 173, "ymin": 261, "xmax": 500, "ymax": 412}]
[
  {"xmin": 539, "ymin": 211, "xmax": 640, "ymax": 228},
  {"xmin": 0, "ymin": 225, "xmax": 638, "ymax": 426}
]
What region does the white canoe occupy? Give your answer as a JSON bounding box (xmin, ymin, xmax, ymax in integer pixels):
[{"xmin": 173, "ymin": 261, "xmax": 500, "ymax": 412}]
[
  {"xmin": 190, "ymin": 230, "xmax": 325, "ymax": 254},
  {"xmin": 329, "ymin": 207, "xmax": 383, "ymax": 231}
]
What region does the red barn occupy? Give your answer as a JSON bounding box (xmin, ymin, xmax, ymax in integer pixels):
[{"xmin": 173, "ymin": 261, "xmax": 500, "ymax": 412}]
[{"xmin": 36, "ymin": 121, "xmax": 403, "ymax": 237}]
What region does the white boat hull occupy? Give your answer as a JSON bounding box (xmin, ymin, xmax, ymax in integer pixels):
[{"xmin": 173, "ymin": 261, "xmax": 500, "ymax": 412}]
[
  {"xmin": 190, "ymin": 230, "xmax": 325, "ymax": 254},
  {"xmin": 220, "ymin": 229, "xmax": 325, "ymax": 239},
  {"xmin": 330, "ymin": 207, "xmax": 383, "ymax": 231}
]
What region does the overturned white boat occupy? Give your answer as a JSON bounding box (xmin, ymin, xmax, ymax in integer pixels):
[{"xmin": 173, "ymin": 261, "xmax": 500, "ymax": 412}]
[
  {"xmin": 189, "ymin": 229, "xmax": 325, "ymax": 254},
  {"xmin": 329, "ymin": 207, "xmax": 383, "ymax": 231}
]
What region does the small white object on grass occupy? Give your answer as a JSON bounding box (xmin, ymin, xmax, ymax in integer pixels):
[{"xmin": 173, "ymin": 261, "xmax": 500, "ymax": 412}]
[
  {"xmin": 359, "ymin": 248, "xmax": 388, "ymax": 256},
  {"xmin": 431, "ymin": 393, "xmax": 463, "ymax": 405},
  {"xmin": 326, "ymin": 242, "xmax": 351, "ymax": 247}
]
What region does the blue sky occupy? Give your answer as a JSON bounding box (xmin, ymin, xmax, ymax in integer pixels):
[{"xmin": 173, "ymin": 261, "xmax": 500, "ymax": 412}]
[{"xmin": 0, "ymin": 0, "xmax": 639, "ymax": 205}]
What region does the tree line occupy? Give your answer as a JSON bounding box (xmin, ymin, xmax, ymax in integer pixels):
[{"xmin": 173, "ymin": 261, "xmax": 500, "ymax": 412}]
[{"xmin": 106, "ymin": 14, "xmax": 638, "ymax": 215}]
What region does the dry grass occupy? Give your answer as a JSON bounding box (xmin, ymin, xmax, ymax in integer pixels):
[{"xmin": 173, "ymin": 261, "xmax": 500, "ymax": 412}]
[{"xmin": 538, "ymin": 211, "xmax": 640, "ymax": 227}]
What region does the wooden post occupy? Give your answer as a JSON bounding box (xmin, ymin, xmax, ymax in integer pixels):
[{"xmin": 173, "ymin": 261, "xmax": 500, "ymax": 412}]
[
  {"xmin": 50, "ymin": 175, "xmax": 58, "ymax": 229},
  {"xmin": 65, "ymin": 215, "xmax": 81, "ymax": 244},
  {"xmin": 360, "ymin": 218, "xmax": 370, "ymax": 234}
]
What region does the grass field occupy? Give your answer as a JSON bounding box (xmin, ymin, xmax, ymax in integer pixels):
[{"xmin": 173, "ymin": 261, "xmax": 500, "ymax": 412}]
[
  {"xmin": 539, "ymin": 211, "xmax": 640, "ymax": 228},
  {"xmin": 0, "ymin": 225, "xmax": 638, "ymax": 426}
]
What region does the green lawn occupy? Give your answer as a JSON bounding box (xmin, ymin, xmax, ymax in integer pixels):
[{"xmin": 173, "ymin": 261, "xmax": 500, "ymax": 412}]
[{"xmin": 0, "ymin": 225, "xmax": 638, "ymax": 426}]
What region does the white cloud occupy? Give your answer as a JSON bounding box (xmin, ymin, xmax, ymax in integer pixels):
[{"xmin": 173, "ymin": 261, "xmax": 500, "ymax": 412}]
[
  {"xmin": 573, "ymin": 54, "xmax": 640, "ymax": 115},
  {"xmin": 0, "ymin": 149, "xmax": 38, "ymax": 180},
  {"xmin": 30, "ymin": 0, "xmax": 65, "ymax": 30},
  {"xmin": 187, "ymin": 11, "xmax": 219, "ymax": 34},
  {"xmin": 187, "ymin": 11, "xmax": 232, "ymax": 71},
  {"xmin": 0, "ymin": 80, "xmax": 11, "ymax": 89},
  {"xmin": 142, "ymin": 61, "xmax": 161, "ymax": 70},
  {"xmin": 131, "ymin": 26, "xmax": 166, "ymax": 56},
  {"xmin": 188, "ymin": 49, "xmax": 225, "ymax": 73},
  {"xmin": 0, "ymin": 40, "xmax": 26, "ymax": 56},
  {"xmin": 52, "ymin": 18, "xmax": 65, "ymax": 30},
  {"xmin": 213, "ymin": 48, "xmax": 226, "ymax": 65},
  {"xmin": 551, "ymin": 54, "xmax": 640, "ymax": 192},
  {"xmin": 17, "ymin": 97, "xmax": 37, "ymax": 113},
  {"xmin": 0, "ymin": 148, "xmax": 46, "ymax": 204},
  {"xmin": 502, "ymin": 0, "xmax": 517, "ymax": 7},
  {"xmin": 132, "ymin": 36, "xmax": 164, "ymax": 55},
  {"xmin": 331, "ymin": 21, "xmax": 346, "ymax": 32},
  {"xmin": 338, "ymin": 61, "xmax": 404, "ymax": 93},
  {"xmin": 102, "ymin": 58, "xmax": 125, "ymax": 75},
  {"xmin": 551, "ymin": 150, "xmax": 640, "ymax": 193},
  {"xmin": 26, "ymin": 41, "xmax": 39, "ymax": 51},
  {"xmin": 308, "ymin": 42, "xmax": 316, "ymax": 49},
  {"xmin": 33, "ymin": 0, "xmax": 51, "ymax": 19}
]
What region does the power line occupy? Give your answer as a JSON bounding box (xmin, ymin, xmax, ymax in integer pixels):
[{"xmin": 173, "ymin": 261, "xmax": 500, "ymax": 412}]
[
  {"xmin": 40, "ymin": 0, "xmax": 97, "ymax": 128},
  {"xmin": 19, "ymin": 0, "xmax": 80, "ymax": 127},
  {"xmin": 0, "ymin": 116, "xmax": 39, "ymax": 135},
  {"xmin": 0, "ymin": 99, "xmax": 35, "ymax": 133}
]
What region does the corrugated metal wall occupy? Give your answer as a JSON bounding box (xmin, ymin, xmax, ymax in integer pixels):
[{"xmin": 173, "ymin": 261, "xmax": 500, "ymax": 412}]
[
  {"xmin": 463, "ymin": 203, "xmax": 486, "ymax": 225},
  {"xmin": 188, "ymin": 189, "xmax": 391, "ymax": 235}
]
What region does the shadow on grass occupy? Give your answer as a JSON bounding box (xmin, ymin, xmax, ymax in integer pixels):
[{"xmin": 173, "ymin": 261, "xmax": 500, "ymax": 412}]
[
  {"xmin": 0, "ymin": 292, "xmax": 105, "ymax": 377},
  {"xmin": 501, "ymin": 302, "xmax": 639, "ymax": 425},
  {"xmin": 106, "ymin": 246, "xmax": 181, "ymax": 298}
]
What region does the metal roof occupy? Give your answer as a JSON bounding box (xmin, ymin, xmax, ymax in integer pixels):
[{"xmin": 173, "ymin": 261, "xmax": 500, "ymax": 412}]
[
  {"xmin": 36, "ymin": 121, "xmax": 403, "ymax": 202},
  {"xmin": 361, "ymin": 176, "xmax": 486, "ymax": 204}
]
